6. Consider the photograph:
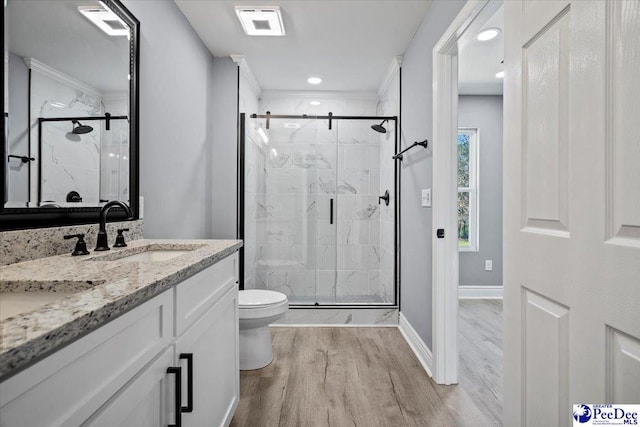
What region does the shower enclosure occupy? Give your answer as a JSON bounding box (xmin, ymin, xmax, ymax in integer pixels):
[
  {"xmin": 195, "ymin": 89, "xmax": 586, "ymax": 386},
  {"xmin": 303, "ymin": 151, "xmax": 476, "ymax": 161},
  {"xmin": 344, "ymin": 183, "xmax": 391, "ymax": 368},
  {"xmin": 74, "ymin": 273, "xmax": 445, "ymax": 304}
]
[{"xmin": 240, "ymin": 113, "xmax": 399, "ymax": 307}]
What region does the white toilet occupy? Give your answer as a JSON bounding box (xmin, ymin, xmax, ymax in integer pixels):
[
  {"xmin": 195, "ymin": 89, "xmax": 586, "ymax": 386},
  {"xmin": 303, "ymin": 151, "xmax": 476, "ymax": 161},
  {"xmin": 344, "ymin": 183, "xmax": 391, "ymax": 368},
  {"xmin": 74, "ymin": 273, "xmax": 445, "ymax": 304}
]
[{"xmin": 238, "ymin": 289, "xmax": 288, "ymax": 370}]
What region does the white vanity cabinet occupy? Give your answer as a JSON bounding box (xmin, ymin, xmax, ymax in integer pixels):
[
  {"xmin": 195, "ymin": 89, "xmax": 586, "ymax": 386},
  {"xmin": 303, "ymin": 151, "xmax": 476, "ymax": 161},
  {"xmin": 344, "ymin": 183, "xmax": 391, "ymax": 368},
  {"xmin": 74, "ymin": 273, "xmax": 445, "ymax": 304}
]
[{"xmin": 0, "ymin": 252, "xmax": 239, "ymax": 427}]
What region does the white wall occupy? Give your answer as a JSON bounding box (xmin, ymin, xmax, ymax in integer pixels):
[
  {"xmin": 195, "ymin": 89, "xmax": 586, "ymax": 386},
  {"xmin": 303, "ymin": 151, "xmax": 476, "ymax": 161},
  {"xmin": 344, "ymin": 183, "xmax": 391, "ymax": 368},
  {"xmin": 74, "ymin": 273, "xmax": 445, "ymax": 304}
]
[
  {"xmin": 123, "ymin": 0, "xmax": 215, "ymax": 238},
  {"xmin": 400, "ymin": 0, "xmax": 466, "ymax": 349},
  {"xmin": 458, "ymin": 95, "xmax": 503, "ymax": 287}
]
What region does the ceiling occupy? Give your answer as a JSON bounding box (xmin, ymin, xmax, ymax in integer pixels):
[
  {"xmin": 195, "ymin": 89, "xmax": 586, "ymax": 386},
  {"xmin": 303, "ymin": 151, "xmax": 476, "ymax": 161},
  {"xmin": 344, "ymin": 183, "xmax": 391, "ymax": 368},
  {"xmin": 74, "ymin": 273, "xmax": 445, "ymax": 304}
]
[
  {"xmin": 174, "ymin": 0, "xmax": 432, "ymax": 92},
  {"xmin": 7, "ymin": 0, "xmax": 130, "ymax": 94},
  {"xmin": 458, "ymin": 6, "xmax": 504, "ymax": 95}
]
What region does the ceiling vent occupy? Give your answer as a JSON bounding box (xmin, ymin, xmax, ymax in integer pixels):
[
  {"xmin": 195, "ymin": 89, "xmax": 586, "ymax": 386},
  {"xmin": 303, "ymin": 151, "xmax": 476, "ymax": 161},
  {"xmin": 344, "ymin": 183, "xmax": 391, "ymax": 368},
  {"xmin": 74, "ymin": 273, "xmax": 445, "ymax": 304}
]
[
  {"xmin": 78, "ymin": 2, "xmax": 129, "ymax": 37},
  {"xmin": 235, "ymin": 6, "xmax": 285, "ymax": 36}
]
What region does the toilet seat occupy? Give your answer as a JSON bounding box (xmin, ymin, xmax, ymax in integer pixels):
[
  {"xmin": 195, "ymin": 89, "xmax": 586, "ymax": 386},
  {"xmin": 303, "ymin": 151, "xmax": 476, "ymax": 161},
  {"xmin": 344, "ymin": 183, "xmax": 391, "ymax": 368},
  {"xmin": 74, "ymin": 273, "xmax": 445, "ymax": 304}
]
[
  {"xmin": 239, "ymin": 289, "xmax": 287, "ymax": 308},
  {"xmin": 238, "ymin": 290, "xmax": 288, "ymax": 320}
]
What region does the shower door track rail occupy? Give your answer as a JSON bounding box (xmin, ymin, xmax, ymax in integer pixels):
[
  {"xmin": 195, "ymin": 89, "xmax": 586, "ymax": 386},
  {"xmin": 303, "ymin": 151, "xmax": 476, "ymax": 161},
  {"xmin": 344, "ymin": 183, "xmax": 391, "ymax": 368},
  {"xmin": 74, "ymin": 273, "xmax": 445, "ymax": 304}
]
[{"xmin": 250, "ymin": 114, "xmax": 397, "ymax": 121}]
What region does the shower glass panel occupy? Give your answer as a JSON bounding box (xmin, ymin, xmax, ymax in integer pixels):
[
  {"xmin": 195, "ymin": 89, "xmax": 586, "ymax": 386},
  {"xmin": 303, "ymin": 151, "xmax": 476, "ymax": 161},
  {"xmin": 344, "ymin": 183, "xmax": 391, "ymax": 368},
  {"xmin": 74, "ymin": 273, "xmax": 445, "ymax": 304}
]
[{"xmin": 243, "ymin": 114, "xmax": 396, "ymax": 306}]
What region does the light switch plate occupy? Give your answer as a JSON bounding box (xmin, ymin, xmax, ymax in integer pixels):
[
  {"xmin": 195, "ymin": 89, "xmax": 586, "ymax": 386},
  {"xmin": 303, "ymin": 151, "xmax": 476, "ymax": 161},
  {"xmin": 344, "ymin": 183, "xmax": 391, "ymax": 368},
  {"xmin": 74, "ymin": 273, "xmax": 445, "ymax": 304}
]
[
  {"xmin": 421, "ymin": 189, "xmax": 432, "ymax": 207},
  {"xmin": 485, "ymin": 260, "xmax": 493, "ymax": 271}
]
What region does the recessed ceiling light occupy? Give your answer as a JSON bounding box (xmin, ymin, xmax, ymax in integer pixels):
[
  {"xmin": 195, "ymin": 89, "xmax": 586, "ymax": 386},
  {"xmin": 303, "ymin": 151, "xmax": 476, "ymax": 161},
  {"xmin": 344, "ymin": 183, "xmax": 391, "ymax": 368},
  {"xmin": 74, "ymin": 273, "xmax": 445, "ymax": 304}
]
[
  {"xmin": 477, "ymin": 28, "xmax": 501, "ymax": 41},
  {"xmin": 307, "ymin": 77, "xmax": 322, "ymax": 85},
  {"xmin": 78, "ymin": 2, "xmax": 129, "ymax": 37},
  {"xmin": 495, "ymin": 71, "xmax": 504, "ymax": 79},
  {"xmin": 309, "ymin": 101, "xmax": 321, "ymax": 106},
  {"xmin": 235, "ymin": 6, "xmax": 285, "ymax": 36}
]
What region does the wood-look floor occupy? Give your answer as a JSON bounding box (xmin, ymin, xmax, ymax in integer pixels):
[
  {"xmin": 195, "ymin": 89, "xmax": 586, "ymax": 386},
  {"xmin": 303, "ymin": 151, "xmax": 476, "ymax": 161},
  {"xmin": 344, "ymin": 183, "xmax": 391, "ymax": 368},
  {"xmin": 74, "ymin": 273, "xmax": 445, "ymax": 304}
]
[
  {"xmin": 231, "ymin": 313, "xmax": 502, "ymax": 427},
  {"xmin": 458, "ymin": 299, "xmax": 503, "ymax": 426}
]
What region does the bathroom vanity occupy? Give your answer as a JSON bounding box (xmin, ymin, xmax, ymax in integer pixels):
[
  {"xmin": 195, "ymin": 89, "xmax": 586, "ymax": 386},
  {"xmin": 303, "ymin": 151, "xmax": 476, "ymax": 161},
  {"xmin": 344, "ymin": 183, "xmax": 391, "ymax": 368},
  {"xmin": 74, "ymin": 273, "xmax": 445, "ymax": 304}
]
[{"xmin": 0, "ymin": 239, "xmax": 242, "ymax": 426}]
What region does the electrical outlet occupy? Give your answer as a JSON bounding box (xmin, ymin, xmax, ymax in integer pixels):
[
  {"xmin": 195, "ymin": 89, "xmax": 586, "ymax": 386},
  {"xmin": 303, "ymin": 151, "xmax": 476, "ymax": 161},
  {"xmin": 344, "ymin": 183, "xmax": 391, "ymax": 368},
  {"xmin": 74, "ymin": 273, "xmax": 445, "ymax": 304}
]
[
  {"xmin": 485, "ymin": 260, "xmax": 493, "ymax": 271},
  {"xmin": 421, "ymin": 189, "xmax": 431, "ymax": 207}
]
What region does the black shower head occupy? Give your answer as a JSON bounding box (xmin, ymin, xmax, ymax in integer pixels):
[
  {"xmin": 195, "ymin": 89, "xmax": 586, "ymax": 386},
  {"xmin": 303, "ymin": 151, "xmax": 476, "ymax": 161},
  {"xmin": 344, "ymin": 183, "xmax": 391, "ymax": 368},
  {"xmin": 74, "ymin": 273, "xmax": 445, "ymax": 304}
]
[
  {"xmin": 72, "ymin": 120, "xmax": 93, "ymax": 134},
  {"xmin": 371, "ymin": 119, "xmax": 388, "ymax": 134}
]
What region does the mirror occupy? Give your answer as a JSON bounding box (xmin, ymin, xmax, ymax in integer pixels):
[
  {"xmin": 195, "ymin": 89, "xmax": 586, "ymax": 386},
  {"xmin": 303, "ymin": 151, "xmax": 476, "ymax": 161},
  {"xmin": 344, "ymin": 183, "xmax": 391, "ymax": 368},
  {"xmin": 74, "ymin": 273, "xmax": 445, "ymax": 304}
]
[{"xmin": 2, "ymin": 0, "xmax": 139, "ymax": 229}]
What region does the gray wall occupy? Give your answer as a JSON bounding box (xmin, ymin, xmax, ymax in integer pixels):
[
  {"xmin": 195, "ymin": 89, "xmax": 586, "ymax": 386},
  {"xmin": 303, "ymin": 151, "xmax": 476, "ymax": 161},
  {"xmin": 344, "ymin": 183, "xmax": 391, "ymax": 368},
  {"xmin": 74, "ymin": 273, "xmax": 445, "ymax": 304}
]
[
  {"xmin": 211, "ymin": 58, "xmax": 239, "ymax": 239},
  {"xmin": 7, "ymin": 52, "xmax": 29, "ymax": 204},
  {"xmin": 458, "ymin": 95, "xmax": 503, "ymax": 287},
  {"xmin": 123, "ymin": 0, "xmax": 215, "ymax": 238},
  {"xmin": 400, "ymin": 0, "xmax": 466, "ymax": 349}
]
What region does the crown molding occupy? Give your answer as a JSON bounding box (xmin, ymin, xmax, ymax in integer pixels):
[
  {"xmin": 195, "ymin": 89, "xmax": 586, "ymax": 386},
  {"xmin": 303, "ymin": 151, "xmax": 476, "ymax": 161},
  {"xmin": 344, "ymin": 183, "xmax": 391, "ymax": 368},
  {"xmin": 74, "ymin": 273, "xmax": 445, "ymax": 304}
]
[
  {"xmin": 23, "ymin": 58, "xmax": 103, "ymax": 99},
  {"xmin": 230, "ymin": 55, "xmax": 262, "ymax": 97},
  {"xmin": 377, "ymin": 56, "xmax": 403, "ymax": 98}
]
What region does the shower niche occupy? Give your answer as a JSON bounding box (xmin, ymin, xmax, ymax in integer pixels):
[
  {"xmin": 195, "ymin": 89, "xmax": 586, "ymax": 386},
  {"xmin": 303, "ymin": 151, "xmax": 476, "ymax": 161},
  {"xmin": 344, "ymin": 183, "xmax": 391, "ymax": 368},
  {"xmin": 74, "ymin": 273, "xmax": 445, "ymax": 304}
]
[{"xmin": 241, "ymin": 112, "xmax": 398, "ymax": 307}]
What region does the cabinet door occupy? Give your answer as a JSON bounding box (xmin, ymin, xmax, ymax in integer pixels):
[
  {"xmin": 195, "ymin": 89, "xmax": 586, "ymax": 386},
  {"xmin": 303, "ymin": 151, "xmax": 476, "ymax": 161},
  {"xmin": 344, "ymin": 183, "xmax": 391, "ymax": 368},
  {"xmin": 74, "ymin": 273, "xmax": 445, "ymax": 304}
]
[
  {"xmin": 176, "ymin": 284, "xmax": 239, "ymax": 427},
  {"xmin": 84, "ymin": 347, "xmax": 179, "ymax": 427}
]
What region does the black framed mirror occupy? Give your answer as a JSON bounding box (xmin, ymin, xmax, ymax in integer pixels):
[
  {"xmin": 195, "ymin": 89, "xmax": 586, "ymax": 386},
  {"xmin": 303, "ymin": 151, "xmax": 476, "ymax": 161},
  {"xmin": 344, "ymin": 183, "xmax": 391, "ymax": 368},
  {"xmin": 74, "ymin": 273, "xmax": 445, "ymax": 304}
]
[{"xmin": 1, "ymin": 0, "xmax": 139, "ymax": 230}]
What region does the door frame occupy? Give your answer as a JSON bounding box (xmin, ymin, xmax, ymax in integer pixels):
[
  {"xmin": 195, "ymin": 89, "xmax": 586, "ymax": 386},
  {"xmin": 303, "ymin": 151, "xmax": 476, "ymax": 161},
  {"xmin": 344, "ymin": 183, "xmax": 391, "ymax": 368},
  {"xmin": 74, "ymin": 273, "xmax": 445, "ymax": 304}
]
[{"xmin": 431, "ymin": 0, "xmax": 502, "ymax": 385}]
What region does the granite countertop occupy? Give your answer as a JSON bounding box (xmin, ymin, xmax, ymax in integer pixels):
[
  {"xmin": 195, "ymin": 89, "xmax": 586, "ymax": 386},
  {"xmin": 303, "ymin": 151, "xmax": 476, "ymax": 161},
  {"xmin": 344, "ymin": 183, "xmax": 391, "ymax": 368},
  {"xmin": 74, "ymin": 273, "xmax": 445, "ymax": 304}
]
[{"xmin": 0, "ymin": 239, "xmax": 243, "ymax": 381}]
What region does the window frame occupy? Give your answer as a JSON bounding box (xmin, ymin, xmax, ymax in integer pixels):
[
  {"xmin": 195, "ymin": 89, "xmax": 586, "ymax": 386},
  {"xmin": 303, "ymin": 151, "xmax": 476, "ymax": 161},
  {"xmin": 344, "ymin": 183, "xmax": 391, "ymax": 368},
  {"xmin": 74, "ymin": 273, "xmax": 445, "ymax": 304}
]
[{"xmin": 457, "ymin": 127, "xmax": 479, "ymax": 252}]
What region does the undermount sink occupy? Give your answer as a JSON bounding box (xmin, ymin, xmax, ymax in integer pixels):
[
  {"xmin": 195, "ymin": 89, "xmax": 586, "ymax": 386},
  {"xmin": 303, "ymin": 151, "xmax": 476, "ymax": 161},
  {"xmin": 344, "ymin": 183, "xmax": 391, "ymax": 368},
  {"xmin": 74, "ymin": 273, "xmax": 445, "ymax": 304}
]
[
  {"xmin": 112, "ymin": 250, "xmax": 191, "ymax": 262},
  {"xmin": 0, "ymin": 292, "xmax": 76, "ymax": 321},
  {"xmin": 0, "ymin": 280, "xmax": 98, "ymax": 321},
  {"xmin": 90, "ymin": 244, "xmax": 204, "ymax": 262}
]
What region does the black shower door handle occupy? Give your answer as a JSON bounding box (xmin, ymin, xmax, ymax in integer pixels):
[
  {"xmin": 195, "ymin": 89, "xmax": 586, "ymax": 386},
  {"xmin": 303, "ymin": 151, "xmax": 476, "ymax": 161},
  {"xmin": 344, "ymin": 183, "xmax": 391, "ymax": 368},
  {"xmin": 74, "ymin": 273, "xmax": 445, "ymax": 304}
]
[{"xmin": 330, "ymin": 198, "xmax": 334, "ymax": 224}]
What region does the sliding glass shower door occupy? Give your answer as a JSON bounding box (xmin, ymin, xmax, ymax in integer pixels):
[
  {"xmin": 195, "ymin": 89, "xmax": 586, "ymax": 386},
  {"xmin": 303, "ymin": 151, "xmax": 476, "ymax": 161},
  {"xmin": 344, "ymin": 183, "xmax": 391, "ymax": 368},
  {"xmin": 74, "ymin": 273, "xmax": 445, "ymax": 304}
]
[{"xmin": 243, "ymin": 114, "xmax": 396, "ymax": 306}]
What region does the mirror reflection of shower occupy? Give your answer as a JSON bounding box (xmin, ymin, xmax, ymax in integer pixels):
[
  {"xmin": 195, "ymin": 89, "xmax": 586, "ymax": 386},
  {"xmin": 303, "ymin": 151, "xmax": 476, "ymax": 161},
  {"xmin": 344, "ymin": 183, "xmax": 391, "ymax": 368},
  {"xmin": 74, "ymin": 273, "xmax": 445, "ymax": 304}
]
[
  {"xmin": 371, "ymin": 119, "xmax": 388, "ymax": 133},
  {"xmin": 72, "ymin": 120, "xmax": 94, "ymax": 134}
]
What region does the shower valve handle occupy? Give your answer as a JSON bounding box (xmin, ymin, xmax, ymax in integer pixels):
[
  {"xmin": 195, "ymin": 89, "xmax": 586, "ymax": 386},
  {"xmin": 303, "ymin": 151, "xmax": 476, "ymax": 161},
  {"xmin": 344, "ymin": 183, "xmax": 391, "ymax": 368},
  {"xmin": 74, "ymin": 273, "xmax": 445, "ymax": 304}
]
[{"xmin": 379, "ymin": 190, "xmax": 390, "ymax": 206}]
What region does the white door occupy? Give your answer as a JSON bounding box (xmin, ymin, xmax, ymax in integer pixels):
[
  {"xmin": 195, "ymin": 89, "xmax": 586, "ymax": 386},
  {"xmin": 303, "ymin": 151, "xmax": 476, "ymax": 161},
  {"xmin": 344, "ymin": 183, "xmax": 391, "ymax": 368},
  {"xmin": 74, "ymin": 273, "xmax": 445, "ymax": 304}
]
[{"xmin": 503, "ymin": 1, "xmax": 640, "ymax": 426}]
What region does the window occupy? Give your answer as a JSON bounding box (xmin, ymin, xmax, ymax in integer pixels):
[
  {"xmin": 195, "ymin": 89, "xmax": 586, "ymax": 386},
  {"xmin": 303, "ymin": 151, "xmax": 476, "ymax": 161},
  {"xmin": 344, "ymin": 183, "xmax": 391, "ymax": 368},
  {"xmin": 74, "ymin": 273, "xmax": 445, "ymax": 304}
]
[{"xmin": 457, "ymin": 128, "xmax": 478, "ymax": 251}]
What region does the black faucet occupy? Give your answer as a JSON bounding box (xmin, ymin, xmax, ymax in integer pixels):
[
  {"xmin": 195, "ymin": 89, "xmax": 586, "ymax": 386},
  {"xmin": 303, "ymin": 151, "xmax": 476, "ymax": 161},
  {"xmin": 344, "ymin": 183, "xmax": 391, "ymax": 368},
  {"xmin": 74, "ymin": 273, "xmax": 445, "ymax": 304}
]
[{"xmin": 95, "ymin": 201, "xmax": 133, "ymax": 251}]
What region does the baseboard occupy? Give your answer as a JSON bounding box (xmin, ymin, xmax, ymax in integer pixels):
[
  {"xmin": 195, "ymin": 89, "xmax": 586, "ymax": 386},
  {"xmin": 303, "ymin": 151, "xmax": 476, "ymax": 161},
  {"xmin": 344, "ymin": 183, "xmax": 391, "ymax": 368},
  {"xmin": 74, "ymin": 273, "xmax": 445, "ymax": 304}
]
[
  {"xmin": 398, "ymin": 313, "xmax": 433, "ymax": 377},
  {"xmin": 458, "ymin": 285, "xmax": 503, "ymax": 299}
]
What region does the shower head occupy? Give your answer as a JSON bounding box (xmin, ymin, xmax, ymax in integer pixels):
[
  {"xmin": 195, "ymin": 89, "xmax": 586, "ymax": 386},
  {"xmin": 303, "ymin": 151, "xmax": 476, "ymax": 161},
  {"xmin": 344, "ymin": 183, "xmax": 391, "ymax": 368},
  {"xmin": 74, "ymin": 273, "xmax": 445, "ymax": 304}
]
[
  {"xmin": 72, "ymin": 120, "xmax": 94, "ymax": 134},
  {"xmin": 371, "ymin": 119, "xmax": 388, "ymax": 134}
]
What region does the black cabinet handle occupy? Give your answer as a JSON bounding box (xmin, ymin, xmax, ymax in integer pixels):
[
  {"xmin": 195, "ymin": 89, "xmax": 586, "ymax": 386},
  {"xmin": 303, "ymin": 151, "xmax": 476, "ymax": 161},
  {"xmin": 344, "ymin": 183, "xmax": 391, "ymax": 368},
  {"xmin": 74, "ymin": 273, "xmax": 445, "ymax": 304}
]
[
  {"xmin": 330, "ymin": 198, "xmax": 334, "ymax": 225},
  {"xmin": 167, "ymin": 366, "xmax": 182, "ymax": 427},
  {"xmin": 179, "ymin": 353, "xmax": 194, "ymax": 413}
]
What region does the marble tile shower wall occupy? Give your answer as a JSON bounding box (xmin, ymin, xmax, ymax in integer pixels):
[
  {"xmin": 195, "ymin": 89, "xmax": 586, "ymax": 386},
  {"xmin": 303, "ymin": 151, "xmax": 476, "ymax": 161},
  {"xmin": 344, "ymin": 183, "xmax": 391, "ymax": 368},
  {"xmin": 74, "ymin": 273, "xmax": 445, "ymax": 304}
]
[
  {"xmin": 243, "ymin": 121, "xmax": 265, "ymax": 289},
  {"xmin": 377, "ymin": 74, "xmax": 400, "ymax": 304},
  {"xmin": 100, "ymin": 97, "xmax": 129, "ymax": 203},
  {"xmin": 239, "ymin": 73, "xmax": 262, "ymax": 289},
  {"xmin": 249, "ymin": 94, "xmax": 394, "ymax": 303}
]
